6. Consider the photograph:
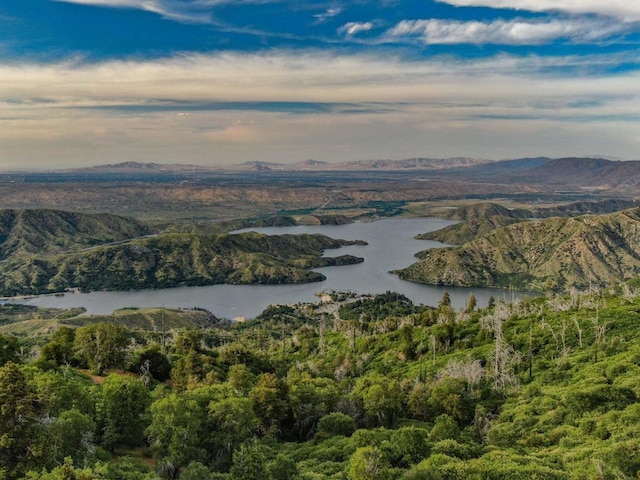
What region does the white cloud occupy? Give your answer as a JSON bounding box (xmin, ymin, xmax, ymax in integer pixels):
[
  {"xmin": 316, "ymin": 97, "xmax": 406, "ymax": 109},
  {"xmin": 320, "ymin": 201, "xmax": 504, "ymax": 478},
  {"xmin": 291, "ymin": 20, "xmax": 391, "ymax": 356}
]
[
  {"xmin": 314, "ymin": 7, "xmax": 342, "ymax": 23},
  {"xmin": 437, "ymin": 0, "xmax": 640, "ymax": 22},
  {"xmin": 2, "ymin": 51, "xmax": 639, "ymax": 107},
  {"xmin": 386, "ymin": 17, "xmax": 627, "ymax": 45},
  {"xmin": 2, "ymin": 51, "xmax": 640, "ymax": 166},
  {"xmin": 338, "ymin": 22, "xmax": 374, "ymax": 37},
  {"xmin": 53, "ymin": 0, "xmax": 276, "ymax": 23}
]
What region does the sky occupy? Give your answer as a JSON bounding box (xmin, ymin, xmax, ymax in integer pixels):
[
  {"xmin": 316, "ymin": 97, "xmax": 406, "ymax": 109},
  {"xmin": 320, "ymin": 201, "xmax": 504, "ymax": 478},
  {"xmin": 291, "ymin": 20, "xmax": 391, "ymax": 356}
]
[{"xmin": 1, "ymin": 0, "xmax": 640, "ymax": 169}]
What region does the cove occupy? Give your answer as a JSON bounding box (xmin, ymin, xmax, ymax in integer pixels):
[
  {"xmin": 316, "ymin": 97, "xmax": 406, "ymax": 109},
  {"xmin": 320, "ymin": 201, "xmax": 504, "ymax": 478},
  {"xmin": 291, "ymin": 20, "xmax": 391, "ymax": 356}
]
[{"xmin": 14, "ymin": 218, "xmax": 520, "ymax": 319}]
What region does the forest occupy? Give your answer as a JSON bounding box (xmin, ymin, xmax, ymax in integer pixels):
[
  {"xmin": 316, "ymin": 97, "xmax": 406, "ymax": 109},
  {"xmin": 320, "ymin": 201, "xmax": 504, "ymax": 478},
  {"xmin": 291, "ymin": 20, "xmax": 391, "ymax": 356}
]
[{"xmin": 2, "ymin": 285, "xmax": 640, "ymax": 479}]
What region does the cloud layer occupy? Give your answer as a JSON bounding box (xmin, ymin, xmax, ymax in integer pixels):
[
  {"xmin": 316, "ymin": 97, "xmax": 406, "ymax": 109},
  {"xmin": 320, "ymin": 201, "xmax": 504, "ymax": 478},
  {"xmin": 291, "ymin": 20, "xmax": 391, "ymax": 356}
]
[
  {"xmin": 386, "ymin": 18, "xmax": 627, "ymax": 45},
  {"xmin": 2, "ymin": 51, "xmax": 640, "ymax": 167},
  {"xmin": 437, "ymin": 0, "xmax": 640, "ymax": 22}
]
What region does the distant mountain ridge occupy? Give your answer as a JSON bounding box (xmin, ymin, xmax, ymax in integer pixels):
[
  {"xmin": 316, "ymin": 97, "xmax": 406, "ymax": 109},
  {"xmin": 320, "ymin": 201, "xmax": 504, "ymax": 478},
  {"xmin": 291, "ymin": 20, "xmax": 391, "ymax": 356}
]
[
  {"xmin": 506, "ymin": 157, "xmax": 640, "ymax": 190},
  {"xmin": 74, "ymin": 161, "xmax": 214, "ymax": 172},
  {"xmin": 60, "ymin": 157, "xmax": 499, "ymax": 173}
]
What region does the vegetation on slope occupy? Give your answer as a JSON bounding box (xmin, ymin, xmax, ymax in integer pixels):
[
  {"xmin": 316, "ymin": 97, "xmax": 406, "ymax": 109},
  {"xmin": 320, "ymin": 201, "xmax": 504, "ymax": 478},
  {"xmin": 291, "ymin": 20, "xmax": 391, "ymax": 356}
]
[
  {"xmin": 0, "ymin": 232, "xmax": 365, "ymax": 296},
  {"xmin": 0, "ymin": 208, "xmax": 152, "ymax": 259},
  {"xmin": 400, "ymin": 208, "xmax": 640, "ymax": 292},
  {"xmin": 0, "ymin": 304, "xmax": 222, "ymax": 335},
  {"xmin": 3, "ymin": 286, "xmax": 640, "ymax": 479},
  {"xmin": 420, "ymin": 200, "xmax": 639, "ymax": 245}
]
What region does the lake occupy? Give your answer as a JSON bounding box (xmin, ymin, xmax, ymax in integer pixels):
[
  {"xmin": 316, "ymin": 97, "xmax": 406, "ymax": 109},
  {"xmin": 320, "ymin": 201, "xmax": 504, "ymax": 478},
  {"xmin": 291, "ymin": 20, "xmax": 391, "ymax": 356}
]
[{"xmin": 13, "ymin": 218, "xmax": 521, "ymax": 319}]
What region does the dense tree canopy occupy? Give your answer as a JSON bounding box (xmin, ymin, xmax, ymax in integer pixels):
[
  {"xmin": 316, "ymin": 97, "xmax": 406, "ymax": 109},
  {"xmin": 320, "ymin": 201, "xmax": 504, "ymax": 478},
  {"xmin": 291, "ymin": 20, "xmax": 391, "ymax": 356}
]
[{"xmin": 3, "ymin": 287, "xmax": 640, "ymax": 479}]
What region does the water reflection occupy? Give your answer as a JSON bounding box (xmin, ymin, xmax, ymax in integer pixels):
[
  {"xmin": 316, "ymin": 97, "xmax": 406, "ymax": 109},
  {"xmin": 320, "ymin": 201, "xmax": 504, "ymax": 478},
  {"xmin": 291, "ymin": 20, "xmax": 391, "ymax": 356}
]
[{"xmin": 15, "ymin": 218, "xmax": 524, "ymax": 319}]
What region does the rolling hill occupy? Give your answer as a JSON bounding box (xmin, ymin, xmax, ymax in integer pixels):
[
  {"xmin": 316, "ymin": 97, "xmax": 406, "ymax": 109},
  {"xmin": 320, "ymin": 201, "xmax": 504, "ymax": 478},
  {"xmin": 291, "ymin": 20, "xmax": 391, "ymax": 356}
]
[
  {"xmin": 0, "ymin": 230, "xmax": 365, "ymax": 296},
  {"xmin": 0, "ymin": 209, "xmax": 153, "ymax": 259},
  {"xmin": 398, "ymin": 208, "xmax": 640, "ymax": 291}
]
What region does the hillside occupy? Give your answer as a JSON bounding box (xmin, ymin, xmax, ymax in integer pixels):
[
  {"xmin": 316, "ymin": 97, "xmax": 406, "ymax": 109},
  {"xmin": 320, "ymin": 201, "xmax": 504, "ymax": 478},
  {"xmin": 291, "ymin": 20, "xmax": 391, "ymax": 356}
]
[
  {"xmin": 0, "ymin": 232, "xmax": 365, "ymax": 296},
  {"xmin": 4, "ymin": 286, "xmax": 640, "ymax": 479},
  {"xmin": 0, "ymin": 209, "xmax": 152, "ymax": 259},
  {"xmin": 0, "ymin": 304, "xmax": 221, "ymax": 335},
  {"xmin": 399, "ymin": 208, "xmax": 640, "ymax": 291},
  {"xmin": 421, "ymin": 200, "xmax": 640, "ymax": 244}
]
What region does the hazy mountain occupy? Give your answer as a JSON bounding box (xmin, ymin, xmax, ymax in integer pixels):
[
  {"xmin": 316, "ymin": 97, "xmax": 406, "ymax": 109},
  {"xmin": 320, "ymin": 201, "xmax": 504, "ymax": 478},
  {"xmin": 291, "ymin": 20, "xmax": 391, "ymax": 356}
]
[{"xmin": 507, "ymin": 157, "xmax": 640, "ymax": 190}]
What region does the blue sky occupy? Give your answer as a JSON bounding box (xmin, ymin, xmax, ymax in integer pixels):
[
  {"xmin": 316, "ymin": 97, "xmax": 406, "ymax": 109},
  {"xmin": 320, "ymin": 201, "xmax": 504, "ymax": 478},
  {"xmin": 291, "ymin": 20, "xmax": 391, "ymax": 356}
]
[{"xmin": 1, "ymin": 0, "xmax": 640, "ymax": 168}]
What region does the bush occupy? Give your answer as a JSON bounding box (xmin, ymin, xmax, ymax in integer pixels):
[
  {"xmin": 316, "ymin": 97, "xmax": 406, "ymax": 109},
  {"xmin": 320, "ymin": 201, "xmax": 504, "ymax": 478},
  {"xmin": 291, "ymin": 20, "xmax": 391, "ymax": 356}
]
[{"xmin": 318, "ymin": 413, "xmax": 356, "ymax": 437}]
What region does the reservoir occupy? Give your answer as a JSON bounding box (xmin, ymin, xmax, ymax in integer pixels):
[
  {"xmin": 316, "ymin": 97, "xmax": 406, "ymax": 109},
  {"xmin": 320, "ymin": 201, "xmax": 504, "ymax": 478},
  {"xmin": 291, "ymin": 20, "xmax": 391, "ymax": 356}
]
[{"xmin": 14, "ymin": 218, "xmax": 520, "ymax": 319}]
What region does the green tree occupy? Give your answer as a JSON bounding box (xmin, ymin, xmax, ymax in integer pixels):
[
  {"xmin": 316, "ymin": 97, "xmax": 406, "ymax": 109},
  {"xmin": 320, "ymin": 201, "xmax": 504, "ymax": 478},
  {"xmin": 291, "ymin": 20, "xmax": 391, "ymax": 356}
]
[
  {"xmin": 317, "ymin": 412, "xmax": 356, "ymax": 437},
  {"xmin": 249, "ymin": 373, "xmax": 290, "ymax": 435},
  {"xmin": 170, "ymin": 331, "xmax": 216, "ymax": 391},
  {"xmin": 0, "ymin": 334, "xmax": 20, "ymax": 367},
  {"xmin": 75, "ymin": 323, "xmax": 129, "ymax": 375},
  {"xmin": 208, "ymin": 397, "xmax": 260, "ymax": 467},
  {"xmin": 29, "ymin": 368, "xmax": 94, "ymax": 418},
  {"xmin": 286, "ymin": 370, "xmax": 339, "ymax": 439},
  {"xmin": 41, "ymin": 408, "xmax": 95, "ymax": 469},
  {"xmin": 24, "ymin": 457, "xmax": 98, "ymax": 480},
  {"xmin": 0, "ymin": 363, "xmax": 41, "ymax": 479},
  {"xmin": 438, "ymin": 292, "xmax": 451, "ymax": 309},
  {"xmin": 352, "ymin": 374, "xmax": 402, "ymax": 428},
  {"xmin": 99, "ymin": 375, "xmax": 151, "ymax": 450},
  {"xmin": 37, "ymin": 327, "xmax": 76, "ymax": 368},
  {"xmin": 266, "ymin": 454, "xmax": 298, "ymax": 480},
  {"xmin": 179, "ymin": 462, "xmax": 214, "ymax": 480},
  {"xmin": 347, "ymin": 446, "xmax": 391, "ymax": 480},
  {"xmin": 229, "ymin": 441, "xmax": 271, "ymax": 480},
  {"xmin": 466, "ymin": 293, "xmax": 477, "ymax": 313},
  {"xmin": 146, "ymin": 394, "xmax": 205, "ymax": 476},
  {"xmin": 227, "ymin": 364, "xmax": 255, "ymax": 396},
  {"xmin": 130, "ymin": 345, "xmax": 171, "ymax": 383},
  {"xmin": 428, "ymin": 415, "xmax": 460, "ymax": 443},
  {"xmin": 390, "ymin": 427, "xmax": 431, "ymax": 467}
]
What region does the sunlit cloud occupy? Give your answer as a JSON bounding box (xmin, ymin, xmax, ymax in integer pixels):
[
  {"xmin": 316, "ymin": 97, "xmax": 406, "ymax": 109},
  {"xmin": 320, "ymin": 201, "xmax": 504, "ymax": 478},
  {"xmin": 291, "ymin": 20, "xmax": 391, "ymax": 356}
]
[
  {"xmin": 385, "ymin": 17, "xmax": 627, "ymax": 45},
  {"xmin": 437, "ymin": 0, "xmax": 640, "ymax": 22},
  {"xmin": 338, "ymin": 22, "xmax": 374, "ymax": 38},
  {"xmin": 2, "ymin": 50, "xmax": 640, "ymax": 167}
]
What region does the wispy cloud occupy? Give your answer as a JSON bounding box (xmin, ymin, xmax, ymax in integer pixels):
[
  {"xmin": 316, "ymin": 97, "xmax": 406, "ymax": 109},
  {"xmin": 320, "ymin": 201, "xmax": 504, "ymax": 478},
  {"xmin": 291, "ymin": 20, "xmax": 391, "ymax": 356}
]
[
  {"xmin": 53, "ymin": 0, "xmax": 277, "ymax": 23},
  {"xmin": 338, "ymin": 22, "xmax": 374, "ymax": 38},
  {"xmin": 385, "ymin": 17, "xmax": 628, "ymax": 45},
  {"xmin": 313, "ymin": 7, "xmax": 342, "ymax": 23},
  {"xmin": 437, "ymin": 0, "xmax": 640, "ymax": 22}
]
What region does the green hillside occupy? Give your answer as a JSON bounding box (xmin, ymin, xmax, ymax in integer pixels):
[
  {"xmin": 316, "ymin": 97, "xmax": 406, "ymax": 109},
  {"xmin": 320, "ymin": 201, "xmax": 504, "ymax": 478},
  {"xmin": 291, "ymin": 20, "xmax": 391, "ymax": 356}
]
[
  {"xmin": 3, "ymin": 287, "xmax": 640, "ymax": 479},
  {"xmin": 0, "ymin": 209, "xmax": 152, "ymax": 259},
  {"xmin": 0, "ymin": 232, "xmax": 364, "ymax": 296},
  {"xmin": 399, "ymin": 208, "xmax": 640, "ymax": 291},
  {"xmin": 420, "ymin": 200, "xmax": 639, "ymax": 245},
  {"xmin": 0, "ymin": 304, "xmax": 219, "ymax": 335}
]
